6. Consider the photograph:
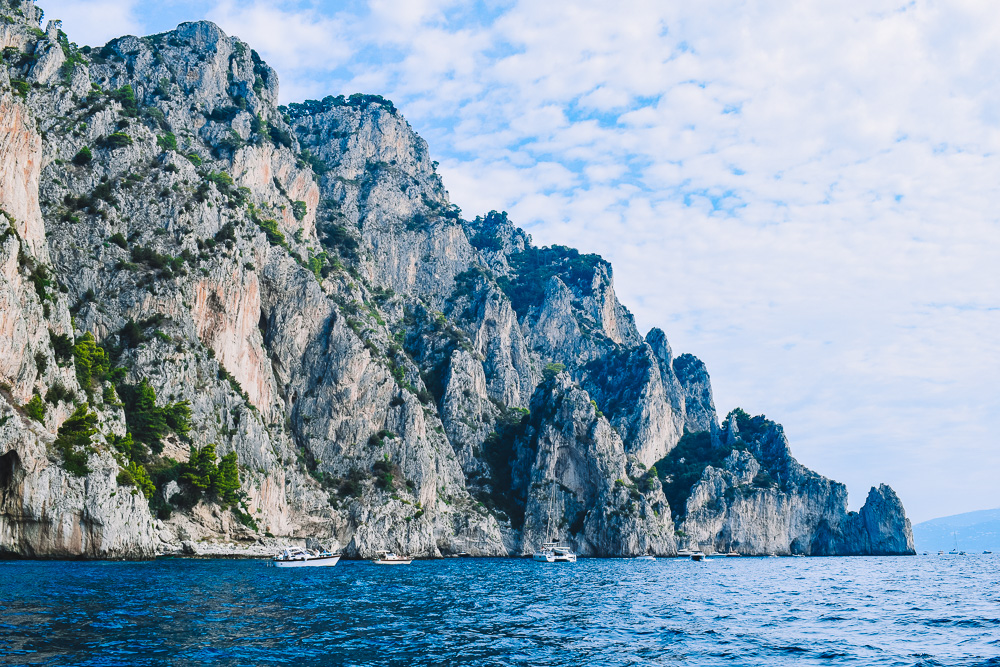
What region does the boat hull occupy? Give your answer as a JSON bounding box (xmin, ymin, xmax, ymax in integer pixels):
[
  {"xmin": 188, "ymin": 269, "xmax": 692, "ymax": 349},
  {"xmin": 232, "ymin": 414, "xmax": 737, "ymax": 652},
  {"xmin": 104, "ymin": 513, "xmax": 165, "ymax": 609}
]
[
  {"xmin": 372, "ymin": 559, "xmax": 413, "ymax": 565},
  {"xmin": 273, "ymin": 555, "xmax": 341, "ymax": 568}
]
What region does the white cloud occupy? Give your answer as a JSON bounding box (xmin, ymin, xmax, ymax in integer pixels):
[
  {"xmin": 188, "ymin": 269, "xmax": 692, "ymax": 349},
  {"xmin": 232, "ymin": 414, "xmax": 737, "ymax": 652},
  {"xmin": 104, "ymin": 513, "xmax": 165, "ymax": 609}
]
[{"xmin": 40, "ymin": 0, "xmax": 142, "ymax": 46}]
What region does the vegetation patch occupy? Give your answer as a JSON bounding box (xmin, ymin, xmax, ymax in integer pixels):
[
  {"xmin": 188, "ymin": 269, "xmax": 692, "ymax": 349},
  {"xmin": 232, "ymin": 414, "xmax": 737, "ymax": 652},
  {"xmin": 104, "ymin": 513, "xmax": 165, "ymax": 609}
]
[
  {"xmin": 281, "ymin": 93, "xmax": 398, "ymax": 119},
  {"xmin": 72, "ymin": 332, "xmax": 110, "ymax": 393},
  {"xmin": 72, "ymin": 146, "xmax": 92, "ymax": 165},
  {"xmin": 495, "ymin": 233, "xmax": 610, "ymax": 318},
  {"xmin": 118, "ymin": 378, "xmax": 191, "ymax": 454},
  {"xmin": 98, "ymin": 132, "xmax": 133, "ymax": 149},
  {"xmin": 53, "ymin": 404, "xmax": 99, "ymax": 476},
  {"xmin": 22, "ymin": 394, "xmax": 45, "ymax": 422}
]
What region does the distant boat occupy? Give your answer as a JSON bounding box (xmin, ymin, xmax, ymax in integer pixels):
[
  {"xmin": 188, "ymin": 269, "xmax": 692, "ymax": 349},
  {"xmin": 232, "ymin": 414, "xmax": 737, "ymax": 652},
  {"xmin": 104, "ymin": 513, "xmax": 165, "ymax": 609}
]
[
  {"xmin": 984, "ymin": 550, "xmax": 993, "ymax": 554},
  {"xmin": 272, "ymin": 547, "xmax": 341, "ymax": 568},
  {"xmin": 533, "ymin": 543, "xmax": 577, "ymax": 563},
  {"xmin": 792, "ymin": 554, "xmax": 805, "ymax": 558},
  {"xmin": 691, "ymin": 552, "xmax": 705, "ymax": 562},
  {"xmin": 677, "ymin": 549, "xmax": 695, "ymax": 557},
  {"xmin": 634, "ymin": 554, "xmax": 655, "ymax": 561},
  {"xmin": 725, "ymin": 551, "xmax": 741, "ymax": 557},
  {"xmin": 768, "ymin": 553, "xmax": 779, "ymax": 558},
  {"xmin": 372, "ymin": 551, "xmax": 413, "ymax": 565}
]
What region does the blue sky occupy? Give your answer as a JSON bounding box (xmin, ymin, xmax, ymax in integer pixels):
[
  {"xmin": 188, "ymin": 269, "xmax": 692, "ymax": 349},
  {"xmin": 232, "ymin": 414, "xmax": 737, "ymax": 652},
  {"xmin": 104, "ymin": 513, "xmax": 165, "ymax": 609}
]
[{"xmin": 41, "ymin": 0, "xmax": 1000, "ymax": 523}]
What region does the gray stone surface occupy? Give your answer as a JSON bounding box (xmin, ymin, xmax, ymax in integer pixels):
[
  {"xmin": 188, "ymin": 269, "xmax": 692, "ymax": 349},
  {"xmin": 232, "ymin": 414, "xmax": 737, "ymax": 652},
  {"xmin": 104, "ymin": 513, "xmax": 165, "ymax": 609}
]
[{"xmin": 0, "ymin": 1, "xmax": 912, "ymax": 559}]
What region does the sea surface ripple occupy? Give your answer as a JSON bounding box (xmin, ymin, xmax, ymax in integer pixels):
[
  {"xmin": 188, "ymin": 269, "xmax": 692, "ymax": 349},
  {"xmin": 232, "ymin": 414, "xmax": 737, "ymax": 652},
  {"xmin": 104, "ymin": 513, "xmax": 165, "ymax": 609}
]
[{"xmin": 1, "ymin": 555, "xmax": 999, "ymax": 666}]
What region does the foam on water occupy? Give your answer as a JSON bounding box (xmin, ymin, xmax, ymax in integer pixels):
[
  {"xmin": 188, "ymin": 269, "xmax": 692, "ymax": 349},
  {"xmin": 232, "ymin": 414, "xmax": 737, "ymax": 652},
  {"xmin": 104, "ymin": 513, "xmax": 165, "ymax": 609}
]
[{"xmin": 1, "ymin": 555, "xmax": 998, "ymax": 666}]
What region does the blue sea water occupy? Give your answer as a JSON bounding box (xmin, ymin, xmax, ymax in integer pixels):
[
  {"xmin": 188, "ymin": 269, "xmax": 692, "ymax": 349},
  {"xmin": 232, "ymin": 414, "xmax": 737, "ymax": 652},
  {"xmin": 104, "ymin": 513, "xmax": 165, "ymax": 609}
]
[{"xmin": 1, "ymin": 555, "xmax": 998, "ymax": 666}]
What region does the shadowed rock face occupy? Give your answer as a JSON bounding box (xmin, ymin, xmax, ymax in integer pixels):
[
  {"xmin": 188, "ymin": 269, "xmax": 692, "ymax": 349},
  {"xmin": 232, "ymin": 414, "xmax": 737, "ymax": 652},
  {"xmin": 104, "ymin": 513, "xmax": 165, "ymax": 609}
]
[{"xmin": 0, "ymin": 1, "xmax": 912, "ymax": 559}]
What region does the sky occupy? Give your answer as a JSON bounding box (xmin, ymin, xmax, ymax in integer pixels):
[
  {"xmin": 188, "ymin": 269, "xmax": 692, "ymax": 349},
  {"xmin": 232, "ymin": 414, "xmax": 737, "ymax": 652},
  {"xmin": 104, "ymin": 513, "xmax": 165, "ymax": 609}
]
[{"xmin": 39, "ymin": 0, "xmax": 1000, "ymax": 524}]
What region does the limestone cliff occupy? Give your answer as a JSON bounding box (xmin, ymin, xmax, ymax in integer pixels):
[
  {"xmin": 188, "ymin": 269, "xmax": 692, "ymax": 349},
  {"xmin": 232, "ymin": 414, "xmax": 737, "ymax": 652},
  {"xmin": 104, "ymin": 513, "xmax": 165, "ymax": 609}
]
[{"xmin": 0, "ymin": 0, "xmax": 913, "ymax": 559}]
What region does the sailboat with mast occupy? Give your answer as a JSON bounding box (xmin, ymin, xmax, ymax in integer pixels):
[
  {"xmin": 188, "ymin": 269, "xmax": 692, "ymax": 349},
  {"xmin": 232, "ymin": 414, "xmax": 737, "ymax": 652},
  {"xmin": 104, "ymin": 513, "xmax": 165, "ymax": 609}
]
[{"xmin": 531, "ymin": 480, "xmax": 578, "ymax": 563}]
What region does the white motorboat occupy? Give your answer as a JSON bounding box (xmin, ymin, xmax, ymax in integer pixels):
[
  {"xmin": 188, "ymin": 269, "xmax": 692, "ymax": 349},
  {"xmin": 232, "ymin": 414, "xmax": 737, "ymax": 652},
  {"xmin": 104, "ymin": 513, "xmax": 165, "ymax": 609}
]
[
  {"xmin": 533, "ymin": 543, "xmax": 577, "ymax": 563},
  {"xmin": 372, "ymin": 551, "xmax": 413, "ymax": 565},
  {"xmin": 634, "ymin": 554, "xmax": 655, "ymax": 561},
  {"xmin": 272, "ymin": 547, "xmax": 341, "ymax": 568},
  {"xmin": 691, "ymin": 551, "xmax": 705, "ymax": 562},
  {"xmin": 677, "ymin": 549, "xmax": 695, "ymax": 557},
  {"xmin": 725, "ymin": 551, "xmax": 741, "ymax": 557}
]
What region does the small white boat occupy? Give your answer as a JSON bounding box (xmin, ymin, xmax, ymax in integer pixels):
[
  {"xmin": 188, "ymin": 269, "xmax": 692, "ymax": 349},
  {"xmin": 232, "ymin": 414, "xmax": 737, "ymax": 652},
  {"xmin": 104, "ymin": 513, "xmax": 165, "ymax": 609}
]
[
  {"xmin": 725, "ymin": 551, "xmax": 741, "ymax": 557},
  {"xmin": 272, "ymin": 547, "xmax": 341, "ymax": 568},
  {"xmin": 533, "ymin": 543, "xmax": 576, "ymax": 563},
  {"xmin": 768, "ymin": 553, "xmax": 779, "ymax": 558},
  {"xmin": 634, "ymin": 554, "xmax": 655, "ymax": 561},
  {"xmin": 372, "ymin": 551, "xmax": 413, "ymax": 565},
  {"xmin": 691, "ymin": 551, "xmax": 705, "ymax": 562}
]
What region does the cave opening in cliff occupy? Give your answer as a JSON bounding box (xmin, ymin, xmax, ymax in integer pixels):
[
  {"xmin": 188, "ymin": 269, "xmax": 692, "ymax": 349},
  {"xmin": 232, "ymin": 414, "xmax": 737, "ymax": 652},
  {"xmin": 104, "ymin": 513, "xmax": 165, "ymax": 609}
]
[{"xmin": 0, "ymin": 449, "xmax": 23, "ymax": 500}]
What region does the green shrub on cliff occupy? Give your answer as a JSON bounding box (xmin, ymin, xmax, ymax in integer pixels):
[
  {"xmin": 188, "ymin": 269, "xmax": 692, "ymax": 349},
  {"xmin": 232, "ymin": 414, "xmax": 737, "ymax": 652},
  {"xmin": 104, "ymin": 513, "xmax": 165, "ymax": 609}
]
[
  {"xmin": 23, "ymin": 394, "xmax": 45, "ymax": 422},
  {"xmin": 542, "ymin": 362, "xmax": 565, "ymax": 382},
  {"xmin": 178, "ymin": 443, "xmax": 241, "ymax": 506},
  {"xmin": 117, "ymin": 460, "xmax": 155, "ymax": 498},
  {"xmin": 100, "ymin": 132, "xmax": 133, "ymax": 149},
  {"xmin": 54, "ymin": 403, "xmax": 98, "ymax": 476},
  {"xmin": 119, "ymin": 379, "xmax": 190, "ymax": 453},
  {"xmin": 72, "ymin": 332, "xmax": 109, "ymax": 391},
  {"xmin": 72, "ymin": 146, "xmax": 92, "ymax": 165}
]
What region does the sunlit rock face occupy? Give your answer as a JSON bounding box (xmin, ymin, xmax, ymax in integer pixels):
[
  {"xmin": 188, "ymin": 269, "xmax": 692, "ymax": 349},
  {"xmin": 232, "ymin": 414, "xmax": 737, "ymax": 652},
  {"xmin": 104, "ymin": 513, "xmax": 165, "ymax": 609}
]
[{"xmin": 0, "ymin": 0, "xmax": 912, "ymax": 559}]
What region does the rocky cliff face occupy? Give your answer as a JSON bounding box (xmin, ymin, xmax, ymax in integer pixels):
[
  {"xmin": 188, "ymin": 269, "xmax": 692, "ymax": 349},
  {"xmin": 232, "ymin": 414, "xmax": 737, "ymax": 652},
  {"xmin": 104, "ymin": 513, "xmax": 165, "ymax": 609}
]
[{"xmin": 0, "ymin": 0, "xmax": 913, "ymax": 559}]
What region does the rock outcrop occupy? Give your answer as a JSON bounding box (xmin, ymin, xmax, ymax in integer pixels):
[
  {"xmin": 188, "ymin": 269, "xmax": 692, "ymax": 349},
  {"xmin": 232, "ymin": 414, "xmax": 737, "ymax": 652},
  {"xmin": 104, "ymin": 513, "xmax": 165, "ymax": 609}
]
[{"xmin": 0, "ymin": 0, "xmax": 913, "ymax": 559}]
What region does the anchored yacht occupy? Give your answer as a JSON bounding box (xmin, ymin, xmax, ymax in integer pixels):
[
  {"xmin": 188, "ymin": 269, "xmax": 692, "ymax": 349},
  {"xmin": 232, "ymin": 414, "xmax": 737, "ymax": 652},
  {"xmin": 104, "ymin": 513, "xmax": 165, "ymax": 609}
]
[
  {"xmin": 533, "ymin": 543, "xmax": 577, "ymax": 563},
  {"xmin": 272, "ymin": 547, "xmax": 341, "ymax": 568}
]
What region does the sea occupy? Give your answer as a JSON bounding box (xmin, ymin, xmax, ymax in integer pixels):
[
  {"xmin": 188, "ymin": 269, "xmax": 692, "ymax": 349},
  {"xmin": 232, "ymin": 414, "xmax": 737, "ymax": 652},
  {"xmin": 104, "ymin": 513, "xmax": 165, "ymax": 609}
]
[{"xmin": 1, "ymin": 555, "xmax": 998, "ymax": 666}]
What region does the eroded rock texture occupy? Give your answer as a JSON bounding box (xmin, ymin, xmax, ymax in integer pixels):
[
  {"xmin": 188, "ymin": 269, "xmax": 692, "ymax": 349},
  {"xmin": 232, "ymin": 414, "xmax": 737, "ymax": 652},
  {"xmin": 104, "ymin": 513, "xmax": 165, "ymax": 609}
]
[{"xmin": 0, "ymin": 1, "xmax": 912, "ymax": 558}]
